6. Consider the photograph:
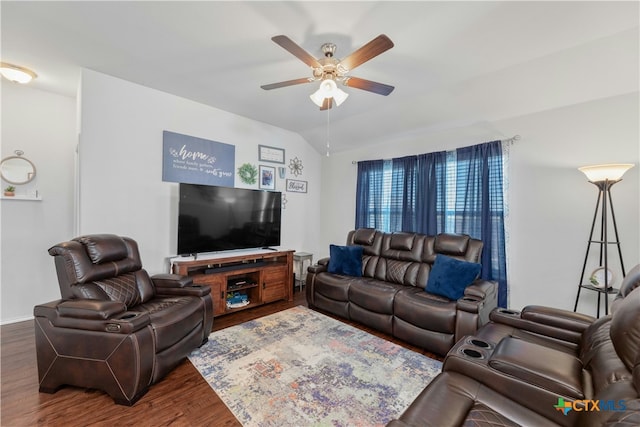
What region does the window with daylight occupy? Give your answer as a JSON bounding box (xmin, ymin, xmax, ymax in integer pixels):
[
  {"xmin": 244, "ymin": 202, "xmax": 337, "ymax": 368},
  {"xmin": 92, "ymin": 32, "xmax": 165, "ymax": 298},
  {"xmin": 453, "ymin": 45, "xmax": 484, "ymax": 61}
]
[{"xmin": 355, "ymin": 140, "xmax": 508, "ymax": 307}]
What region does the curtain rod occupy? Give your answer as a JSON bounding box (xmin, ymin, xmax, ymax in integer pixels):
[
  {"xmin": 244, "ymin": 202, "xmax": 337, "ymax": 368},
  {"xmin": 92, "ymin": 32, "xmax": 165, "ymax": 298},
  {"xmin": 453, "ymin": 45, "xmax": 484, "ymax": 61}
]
[
  {"xmin": 351, "ymin": 135, "xmax": 521, "ymax": 165},
  {"xmin": 502, "ymin": 134, "xmax": 521, "ymax": 145}
]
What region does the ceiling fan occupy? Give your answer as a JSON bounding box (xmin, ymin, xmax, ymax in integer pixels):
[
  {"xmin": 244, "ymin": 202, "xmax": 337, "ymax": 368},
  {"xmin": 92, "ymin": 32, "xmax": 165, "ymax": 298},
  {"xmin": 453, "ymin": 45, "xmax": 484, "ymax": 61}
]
[{"xmin": 261, "ymin": 34, "xmax": 395, "ymax": 110}]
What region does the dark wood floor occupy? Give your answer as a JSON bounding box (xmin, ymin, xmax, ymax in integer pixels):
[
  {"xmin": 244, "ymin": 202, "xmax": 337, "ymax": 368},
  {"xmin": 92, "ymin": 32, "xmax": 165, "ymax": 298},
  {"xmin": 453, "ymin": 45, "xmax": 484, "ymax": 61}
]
[{"xmin": 1, "ymin": 290, "xmax": 441, "ymax": 426}]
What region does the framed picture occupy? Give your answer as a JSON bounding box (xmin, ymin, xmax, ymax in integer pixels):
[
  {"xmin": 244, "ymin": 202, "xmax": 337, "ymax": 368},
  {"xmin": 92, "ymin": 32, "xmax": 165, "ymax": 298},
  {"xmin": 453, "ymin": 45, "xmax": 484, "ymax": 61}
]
[
  {"xmin": 286, "ymin": 179, "xmax": 307, "ymax": 193},
  {"xmin": 259, "ymin": 165, "xmax": 276, "ymax": 190},
  {"xmin": 258, "ymin": 145, "xmax": 285, "ymax": 164}
]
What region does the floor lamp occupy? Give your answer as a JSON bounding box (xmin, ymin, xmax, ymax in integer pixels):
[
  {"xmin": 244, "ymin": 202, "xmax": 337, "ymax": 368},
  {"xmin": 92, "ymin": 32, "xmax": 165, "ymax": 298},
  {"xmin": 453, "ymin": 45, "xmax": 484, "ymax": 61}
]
[{"xmin": 573, "ymin": 163, "xmax": 634, "ymax": 317}]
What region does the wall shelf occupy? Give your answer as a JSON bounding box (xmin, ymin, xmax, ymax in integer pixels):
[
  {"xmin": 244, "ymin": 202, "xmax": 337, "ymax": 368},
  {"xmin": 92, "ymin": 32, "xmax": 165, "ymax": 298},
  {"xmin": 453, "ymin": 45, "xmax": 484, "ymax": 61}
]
[{"xmin": 1, "ymin": 195, "xmax": 42, "ymax": 201}]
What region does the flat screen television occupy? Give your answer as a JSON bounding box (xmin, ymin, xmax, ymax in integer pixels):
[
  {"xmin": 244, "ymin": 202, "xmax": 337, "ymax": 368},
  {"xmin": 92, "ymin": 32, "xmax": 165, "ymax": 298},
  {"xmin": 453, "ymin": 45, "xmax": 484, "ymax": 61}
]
[{"xmin": 177, "ymin": 183, "xmax": 281, "ymax": 255}]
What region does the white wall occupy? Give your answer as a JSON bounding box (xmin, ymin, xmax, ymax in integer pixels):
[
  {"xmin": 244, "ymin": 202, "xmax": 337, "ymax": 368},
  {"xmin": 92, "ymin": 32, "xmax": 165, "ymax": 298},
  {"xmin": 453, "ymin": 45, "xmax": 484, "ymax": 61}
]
[
  {"xmin": 1, "ymin": 83, "xmax": 77, "ymax": 323},
  {"xmin": 78, "ymin": 69, "xmax": 322, "ymax": 275},
  {"xmin": 320, "ymin": 93, "xmax": 639, "ymax": 314},
  {"xmin": 2, "ymin": 70, "xmax": 636, "ymax": 323}
]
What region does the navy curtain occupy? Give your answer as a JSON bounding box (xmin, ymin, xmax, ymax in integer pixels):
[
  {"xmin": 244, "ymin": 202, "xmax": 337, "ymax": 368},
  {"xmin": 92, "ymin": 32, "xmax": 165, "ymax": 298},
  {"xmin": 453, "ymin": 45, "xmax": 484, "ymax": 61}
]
[
  {"xmin": 389, "ymin": 156, "xmax": 416, "ymax": 232},
  {"xmin": 454, "ymin": 141, "xmax": 507, "ymax": 307},
  {"xmin": 416, "ymin": 152, "xmax": 448, "ymax": 235},
  {"xmin": 355, "ymin": 160, "xmax": 385, "ymax": 229},
  {"xmin": 380, "ymin": 152, "xmax": 448, "ymax": 234},
  {"xmin": 354, "ymin": 142, "xmax": 507, "ymax": 307}
]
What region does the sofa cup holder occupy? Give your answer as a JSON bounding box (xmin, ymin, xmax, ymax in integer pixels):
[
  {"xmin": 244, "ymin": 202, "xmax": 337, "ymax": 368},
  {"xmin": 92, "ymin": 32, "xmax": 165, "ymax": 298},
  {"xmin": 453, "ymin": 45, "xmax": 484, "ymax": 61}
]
[
  {"xmin": 119, "ymin": 313, "xmax": 139, "ymax": 320},
  {"xmin": 460, "ymin": 347, "xmax": 484, "ymax": 359},
  {"xmin": 497, "ymin": 308, "xmax": 520, "ymax": 316},
  {"xmin": 467, "ymin": 338, "xmax": 491, "ymax": 349}
]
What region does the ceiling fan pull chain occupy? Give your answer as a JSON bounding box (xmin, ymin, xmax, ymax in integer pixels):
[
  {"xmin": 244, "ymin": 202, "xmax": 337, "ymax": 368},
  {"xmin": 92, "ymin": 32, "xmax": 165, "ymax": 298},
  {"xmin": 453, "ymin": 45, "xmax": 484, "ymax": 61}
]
[{"xmin": 326, "ymin": 105, "xmax": 331, "ymax": 157}]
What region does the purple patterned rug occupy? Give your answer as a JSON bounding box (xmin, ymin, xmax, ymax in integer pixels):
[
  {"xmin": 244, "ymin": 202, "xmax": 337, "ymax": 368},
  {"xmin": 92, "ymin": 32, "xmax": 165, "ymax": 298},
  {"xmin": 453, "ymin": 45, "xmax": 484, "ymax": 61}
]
[{"xmin": 189, "ymin": 305, "xmax": 442, "ymax": 426}]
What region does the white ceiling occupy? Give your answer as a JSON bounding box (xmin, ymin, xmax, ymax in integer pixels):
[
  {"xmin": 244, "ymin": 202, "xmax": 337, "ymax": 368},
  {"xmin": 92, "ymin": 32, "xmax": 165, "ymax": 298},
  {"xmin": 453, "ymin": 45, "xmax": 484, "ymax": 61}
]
[{"xmin": 2, "ymin": 1, "xmax": 638, "ymax": 153}]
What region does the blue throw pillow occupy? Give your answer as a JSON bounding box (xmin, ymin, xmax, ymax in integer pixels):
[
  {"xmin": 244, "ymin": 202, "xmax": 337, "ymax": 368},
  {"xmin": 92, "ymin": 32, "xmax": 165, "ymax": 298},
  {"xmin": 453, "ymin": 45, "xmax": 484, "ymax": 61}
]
[
  {"xmin": 327, "ymin": 244, "xmax": 363, "ymax": 277},
  {"xmin": 426, "ymin": 255, "xmax": 482, "ymax": 300}
]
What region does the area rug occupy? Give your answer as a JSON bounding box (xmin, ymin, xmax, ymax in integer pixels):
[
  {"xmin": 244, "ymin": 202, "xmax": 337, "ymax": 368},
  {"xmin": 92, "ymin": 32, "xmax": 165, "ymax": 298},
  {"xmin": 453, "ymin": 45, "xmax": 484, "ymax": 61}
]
[{"xmin": 188, "ymin": 305, "xmax": 442, "ymax": 426}]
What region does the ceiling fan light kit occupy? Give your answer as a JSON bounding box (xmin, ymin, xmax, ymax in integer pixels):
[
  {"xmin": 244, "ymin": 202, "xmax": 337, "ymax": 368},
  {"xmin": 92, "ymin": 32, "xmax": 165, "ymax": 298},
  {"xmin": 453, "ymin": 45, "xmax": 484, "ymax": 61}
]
[
  {"xmin": 261, "ymin": 34, "xmax": 395, "ymax": 110},
  {"xmin": 310, "ymin": 79, "xmax": 349, "ymax": 107}
]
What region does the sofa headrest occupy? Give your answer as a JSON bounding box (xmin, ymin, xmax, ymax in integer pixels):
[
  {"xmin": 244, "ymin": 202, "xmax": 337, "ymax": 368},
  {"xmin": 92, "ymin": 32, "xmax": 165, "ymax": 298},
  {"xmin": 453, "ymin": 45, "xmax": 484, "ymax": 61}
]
[
  {"xmin": 49, "ymin": 235, "xmax": 143, "ymax": 292},
  {"xmin": 618, "ymin": 264, "xmax": 640, "ymax": 299},
  {"xmin": 353, "ymin": 228, "xmax": 377, "ymax": 246},
  {"xmin": 610, "ymin": 285, "xmax": 640, "ymax": 372},
  {"xmin": 390, "ymin": 232, "xmax": 416, "ymax": 251},
  {"xmin": 74, "ymin": 234, "xmax": 129, "ymax": 264},
  {"xmin": 434, "ymin": 234, "xmax": 470, "ymax": 256}
]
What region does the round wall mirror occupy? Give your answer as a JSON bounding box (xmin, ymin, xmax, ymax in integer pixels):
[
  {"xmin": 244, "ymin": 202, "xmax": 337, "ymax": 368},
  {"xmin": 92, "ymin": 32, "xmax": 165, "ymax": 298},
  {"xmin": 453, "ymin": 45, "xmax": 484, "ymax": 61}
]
[{"xmin": 0, "ymin": 151, "xmax": 36, "ymax": 185}]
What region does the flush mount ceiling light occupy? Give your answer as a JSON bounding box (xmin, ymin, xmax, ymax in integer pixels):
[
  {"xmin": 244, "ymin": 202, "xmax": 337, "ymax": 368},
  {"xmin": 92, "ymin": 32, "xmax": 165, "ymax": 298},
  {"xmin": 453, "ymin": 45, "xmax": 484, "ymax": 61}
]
[
  {"xmin": 309, "ymin": 79, "xmax": 349, "ymax": 108},
  {"xmin": 0, "ymin": 62, "xmax": 37, "ymax": 84}
]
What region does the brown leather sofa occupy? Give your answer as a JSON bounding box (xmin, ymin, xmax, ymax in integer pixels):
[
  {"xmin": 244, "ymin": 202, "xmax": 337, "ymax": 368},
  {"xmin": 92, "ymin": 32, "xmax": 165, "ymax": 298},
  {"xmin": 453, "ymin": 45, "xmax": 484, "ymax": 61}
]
[
  {"xmin": 306, "ymin": 228, "xmax": 498, "ymax": 356},
  {"xmin": 388, "ymin": 264, "xmax": 640, "ymax": 426},
  {"xmin": 34, "ymin": 234, "xmax": 214, "ymax": 405}
]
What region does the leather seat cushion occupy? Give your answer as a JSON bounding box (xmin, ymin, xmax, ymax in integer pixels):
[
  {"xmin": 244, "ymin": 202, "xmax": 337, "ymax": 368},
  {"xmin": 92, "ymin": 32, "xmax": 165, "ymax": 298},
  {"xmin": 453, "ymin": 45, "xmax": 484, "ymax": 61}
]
[
  {"xmin": 488, "ymin": 337, "xmax": 585, "ymax": 399},
  {"xmin": 315, "ymin": 273, "xmax": 353, "ymax": 302},
  {"xmin": 349, "ymin": 278, "xmax": 404, "ymax": 314},
  {"xmin": 394, "ymin": 288, "xmax": 457, "ymax": 333},
  {"xmin": 134, "ymin": 296, "xmax": 204, "ymax": 352}
]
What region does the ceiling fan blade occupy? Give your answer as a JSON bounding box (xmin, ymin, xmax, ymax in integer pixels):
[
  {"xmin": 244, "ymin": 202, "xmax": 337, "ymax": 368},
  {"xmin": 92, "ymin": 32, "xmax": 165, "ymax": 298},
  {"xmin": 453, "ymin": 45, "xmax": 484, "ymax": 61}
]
[
  {"xmin": 344, "ymin": 77, "xmax": 394, "ymax": 96},
  {"xmin": 338, "ymin": 34, "xmax": 394, "ymax": 72},
  {"xmin": 271, "ymin": 35, "xmax": 322, "ymax": 69},
  {"xmin": 320, "ymin": 98, "xmax": 333, "ymax": 110},
  {"xmin": 261, "ymin": 77, "xmax": 313, "ymax": 90}
]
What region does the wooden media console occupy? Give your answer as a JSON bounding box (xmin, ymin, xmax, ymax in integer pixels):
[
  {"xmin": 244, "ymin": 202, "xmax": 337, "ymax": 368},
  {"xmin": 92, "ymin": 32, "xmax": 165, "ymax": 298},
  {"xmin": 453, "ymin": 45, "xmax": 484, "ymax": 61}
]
[{"xmin": 171, "ymin": 249, "xmax": 294, "ymax": 316}]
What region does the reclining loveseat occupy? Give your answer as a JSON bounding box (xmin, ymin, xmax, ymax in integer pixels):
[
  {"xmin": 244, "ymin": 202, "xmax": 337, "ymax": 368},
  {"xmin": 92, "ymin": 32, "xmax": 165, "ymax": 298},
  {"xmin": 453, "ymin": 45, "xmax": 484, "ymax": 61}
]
[
  {"xmin": 306, "ymin": 228, "xmax": 498, "ymax": 356},
  {"xmin": 388, "ymin": 264, "xmax": 640, "ymax": 426},
  {"xmin": 34, "ymin": 234, "xmax": 214, "ymax": 405}
]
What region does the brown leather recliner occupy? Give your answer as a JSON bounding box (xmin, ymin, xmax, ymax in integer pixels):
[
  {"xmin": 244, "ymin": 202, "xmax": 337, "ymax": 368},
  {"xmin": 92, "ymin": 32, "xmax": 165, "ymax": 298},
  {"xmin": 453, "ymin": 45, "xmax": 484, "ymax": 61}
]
[
  {"xmin": 34, "ymin": 234, "xmax": 214, "ymax": 405},
  {"xmin": 388, "ymin": 264, "xmax": 640, "ymax": 426}
]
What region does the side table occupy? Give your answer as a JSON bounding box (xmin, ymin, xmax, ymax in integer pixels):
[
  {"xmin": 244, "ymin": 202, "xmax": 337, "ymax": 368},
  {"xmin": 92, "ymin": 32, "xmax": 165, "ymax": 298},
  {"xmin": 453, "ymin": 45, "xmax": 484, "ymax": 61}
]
[{"xmin": 293, "ymin": 252, "xmax": 313, "ymax": 292}]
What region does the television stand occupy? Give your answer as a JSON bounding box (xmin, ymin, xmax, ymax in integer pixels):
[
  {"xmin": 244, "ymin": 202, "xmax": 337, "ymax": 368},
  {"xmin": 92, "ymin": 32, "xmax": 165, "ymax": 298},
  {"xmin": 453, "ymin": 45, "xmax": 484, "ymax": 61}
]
[{"xmin": 171, "ymin": 250, "xmax": 294, "ymax": 317}]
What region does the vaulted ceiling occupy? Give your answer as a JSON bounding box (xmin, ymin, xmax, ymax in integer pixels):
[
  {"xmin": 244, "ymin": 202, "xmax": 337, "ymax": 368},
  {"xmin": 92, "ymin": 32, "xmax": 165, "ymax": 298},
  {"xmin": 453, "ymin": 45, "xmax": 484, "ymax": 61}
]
[{"xmin": 2, "ymin": 1, "xmax": 638, "ymax": 153}]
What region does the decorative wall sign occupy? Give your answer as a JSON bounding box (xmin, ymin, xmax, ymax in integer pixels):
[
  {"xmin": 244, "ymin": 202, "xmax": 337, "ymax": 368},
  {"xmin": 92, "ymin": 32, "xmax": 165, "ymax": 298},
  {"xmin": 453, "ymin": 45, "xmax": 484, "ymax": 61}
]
[
  {"xmin": 238, "ymin": 163, "xmax": 258, "ymax": 185},
  {"xmin": 259, "ymin": 145, "xmax": 285, "ymax": 164},
  {"xmin": 259, "ymin": 165, "xmax": 276, "ymax": 190},
  {"xmin": 289, "ymin": 157, "xmax": 304, "ymax": 177},
  {"xmin": 286, "ymin": 179, "xmax": 307, "ymax": 193},
  {"xmin": 163, "ymin": 131, "xmax": 234, "ymax": 186}
]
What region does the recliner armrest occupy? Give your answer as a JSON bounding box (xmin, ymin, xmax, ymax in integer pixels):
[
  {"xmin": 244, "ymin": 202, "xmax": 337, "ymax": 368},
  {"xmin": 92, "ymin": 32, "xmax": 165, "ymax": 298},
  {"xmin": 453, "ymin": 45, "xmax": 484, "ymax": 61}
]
[
  {"xmin": 490, "ymin": 305, "xmax": 595, "ymax": 338},
  {"xmin": 151, "ymin": 273, "xmax": 193, "ymax": 288},
  {"xmin": 454, "ymin": 280, "xmax": 499, "ymax": 342},
  {"xmin": 155, "ymin": 285, "xmax": 211, "ymax": 297},
  {"xmin": 58, "ymin": 299, "xmax": 126, "ymax": 319},
  {"xmin": 151, "ymin": 273, "xmax": 210, "ymax": 297},
  {"xmin": 456, "ymin": 280, "xmax": 498, "ymax": 313},
  {"xmin": 308, "ymin": 261, "xmax": 328, "ymax": 274},
  {"xmin": 317, "ymin": 257, "xmax": 330, "ymax": 266},
  {"xmin": 464, "ymin": 279, "xmax": 496, "ymax": 300},
  {"xmin": 34, "ymin": 300, "xmax": 151, "ymax": 334},
  {"xmin": 520, "ymin": 305, "xmax": 594, "ymax": 332}
]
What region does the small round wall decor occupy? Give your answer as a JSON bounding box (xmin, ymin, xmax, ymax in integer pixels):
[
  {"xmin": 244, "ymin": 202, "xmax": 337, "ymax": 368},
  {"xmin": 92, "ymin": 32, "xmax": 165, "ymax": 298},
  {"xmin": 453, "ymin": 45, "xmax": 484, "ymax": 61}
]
[
  {"xmin": 238, "ymin": 163, "xmax": 258, "ymax": 185},
  {"xmin": 289, "ymin": 157, "xmax": 304, "ymax": 177}
]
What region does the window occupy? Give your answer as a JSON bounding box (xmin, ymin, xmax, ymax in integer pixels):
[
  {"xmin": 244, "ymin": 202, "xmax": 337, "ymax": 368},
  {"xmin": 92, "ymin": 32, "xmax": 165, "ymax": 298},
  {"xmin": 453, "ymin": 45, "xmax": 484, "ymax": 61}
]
[{"xmin": 355, "ymin": 140, "xmax": 508, "ymax": 307}]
